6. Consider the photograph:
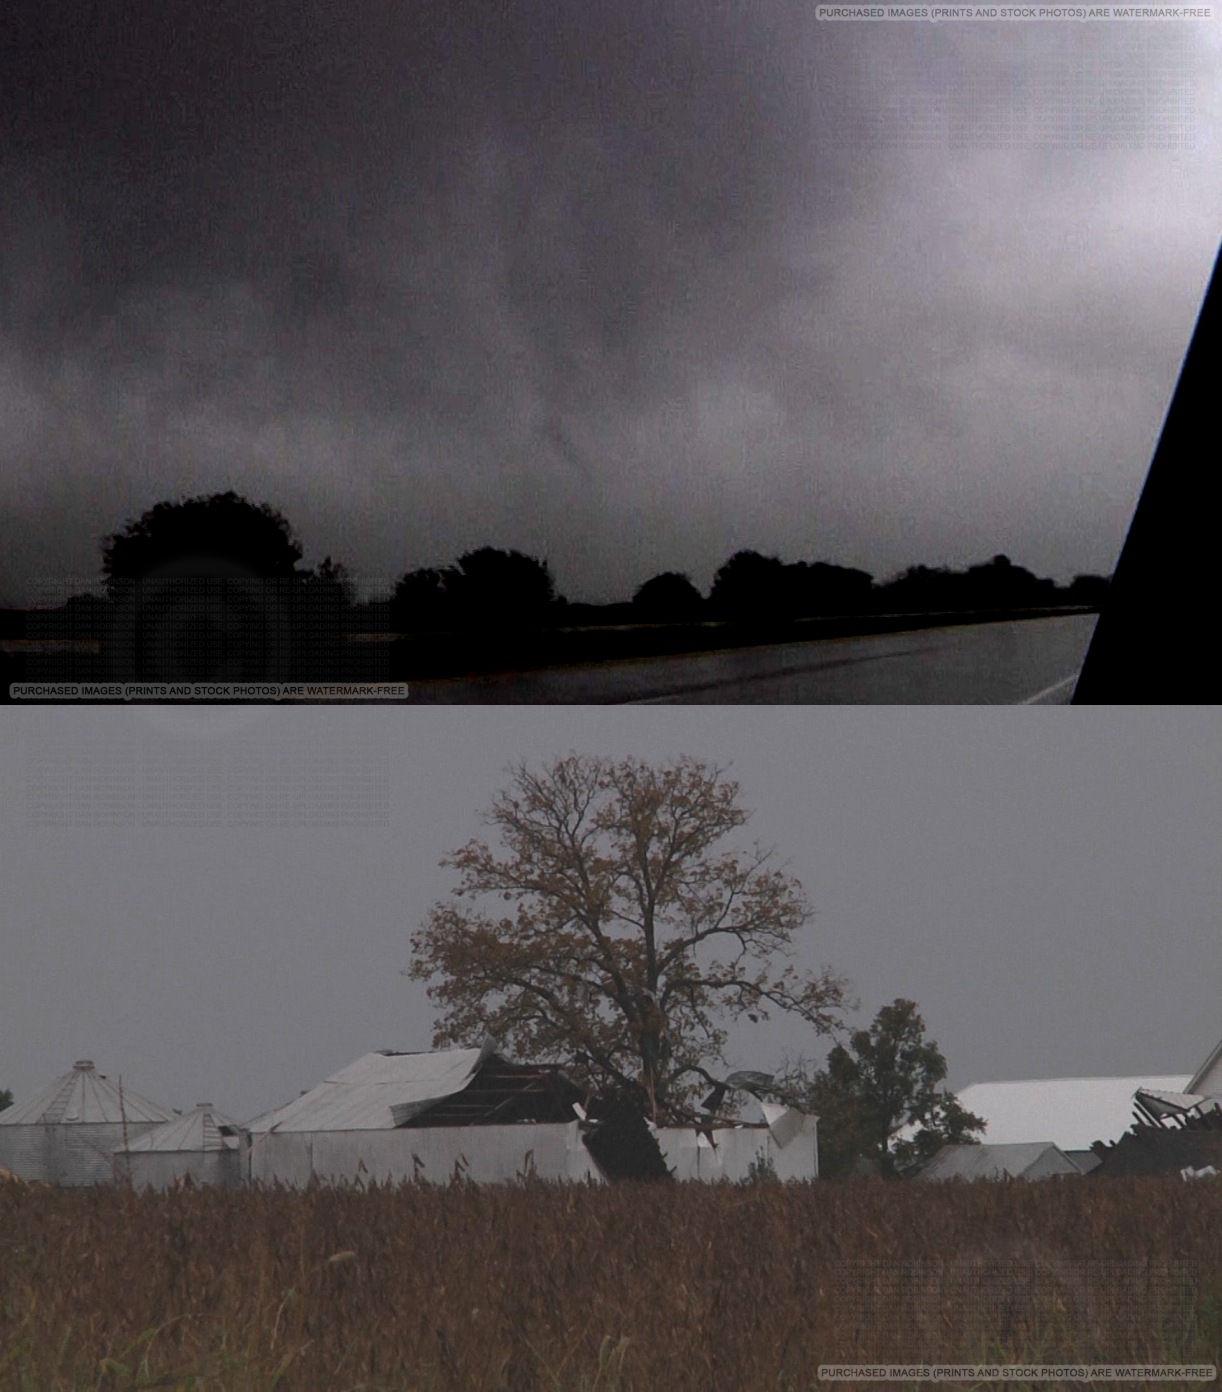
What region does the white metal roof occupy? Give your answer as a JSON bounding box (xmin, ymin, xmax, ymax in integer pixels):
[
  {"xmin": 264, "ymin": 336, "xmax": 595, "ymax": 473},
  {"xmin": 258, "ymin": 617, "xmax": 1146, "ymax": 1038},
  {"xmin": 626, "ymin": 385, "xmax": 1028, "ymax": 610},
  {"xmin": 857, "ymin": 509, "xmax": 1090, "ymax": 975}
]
[
  {"xmin": 1188, "ymin": 1038, "xmax": 1222, "ymax": 1097},
  {"xmin": 953, "ymin": 1076, "xmax": 1193, "ymax": 1151},
  {"xmin": 118, "ymin": 1104, "xmax": 244, "ymax": 1153},
  {"xmin": 919, "ymin": 1142, "xmax": 1079, "ymax": 1181},
  {"xmin": 0, "ymin": 1060, "xmax": 176, "ymax": 1128},
  {"xmin": 247, "ymin": 1043, "xmax": 495, "ymax": 1133}
]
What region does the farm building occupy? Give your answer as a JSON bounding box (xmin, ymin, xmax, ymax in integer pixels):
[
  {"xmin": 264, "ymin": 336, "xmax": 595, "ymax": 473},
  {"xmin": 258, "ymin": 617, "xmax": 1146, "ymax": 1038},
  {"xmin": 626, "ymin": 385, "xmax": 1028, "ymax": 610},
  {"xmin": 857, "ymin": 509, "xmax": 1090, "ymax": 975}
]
[
  {"xmin": 1089, "ymin": 1042, "xmax": 1222, "ymax": 1177},
  {"xmin": 949, "ymin": 1074, "xmax": 1194, "ymax": 1153},
  {"xmin": 1088, "ymin": 1108, "xmax": 1222, "ymax": 1177},
  {"xmin": 115, "ymin": 1103, "xmax": 246, "ymax": 1191},
  {"xmin": 917, "ymin": 1142, "xmax": 1083, "ymax": 1182},
  {"xmin": 0, "ymin": 1060, "xmax": 176, "ymax": 1185},
  {"xmin": 247, "ymin": 1041, "xmax": 818, "ymax": 1185},
  {"xmin": 898, "ymin": 1037, "xmax": 1222, "ymax": 1177},
  {"xmin": 1186, "ymin": 1036, "xmax": 1222, "ymax": 1100}
]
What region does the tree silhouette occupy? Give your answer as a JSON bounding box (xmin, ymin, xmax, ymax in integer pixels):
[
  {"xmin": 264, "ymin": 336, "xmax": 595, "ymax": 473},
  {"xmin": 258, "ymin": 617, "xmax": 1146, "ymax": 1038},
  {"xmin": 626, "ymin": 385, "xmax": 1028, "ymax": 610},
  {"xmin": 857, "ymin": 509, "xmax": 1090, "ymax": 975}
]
[
  {"xmin": 408, "ymin": 754, "xmax": 851, "ymax": 1122},
  {"xmin": 1065, "ymin": 573, "xmax": 1110, "ymax": 607},
  {"xmin": 101, "ymin": 491, "xmax": 308, "ymax": 682},
  {"xmin": 391, "ymin": 566, "xmax": 457, "ymax": 633},
  {"xmin": 631, "ymin": 571, "xmax": 706, "ymax": 620},
  {"xmin": 962, "ymin": 554, "xmax": 1054, "ymax": 608},
  {"xmin": 448, "ymin": 548, "xmax": 558, "ymax": 628},
  {"xmin": 296, "ymin": 555, "xmax": 353, "ymax": 676},
  {"xmin": 709, "ymin": 551, "xmax": 876, "ymax": 619},
  {"xmin": 876, "ymin": 556, "xmax": 1062, "ymax": 614},
  {"xmin": 102, "ymin": 491, "xmax": 305, "ymax": 591},
  {"xmin": 877, "ymin": 565, "xmax": 960, "ymax": 612},
  {"xmin": 709, "ymin": 550, "xmax": 789, "ymax": 617},
  {"xmin": 0, "ymin": 1087, "xmax": 11, "ymax": 1113},
  {"xmin": 390, "ymin": 549, "xmax": 558, "ymax": 633},
  {"xmin": 783, "ymin": 561, "xmax": 874, "ymax": 616}
]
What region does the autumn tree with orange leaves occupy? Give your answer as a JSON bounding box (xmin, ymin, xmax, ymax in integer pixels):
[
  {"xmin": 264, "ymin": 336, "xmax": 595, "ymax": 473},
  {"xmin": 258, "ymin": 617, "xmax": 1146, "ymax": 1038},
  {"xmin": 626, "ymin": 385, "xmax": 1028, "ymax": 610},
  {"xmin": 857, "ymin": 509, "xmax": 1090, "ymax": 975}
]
[{"xmin": 408, "ymin": 754, "xmax": 851, "ymax": 1122}]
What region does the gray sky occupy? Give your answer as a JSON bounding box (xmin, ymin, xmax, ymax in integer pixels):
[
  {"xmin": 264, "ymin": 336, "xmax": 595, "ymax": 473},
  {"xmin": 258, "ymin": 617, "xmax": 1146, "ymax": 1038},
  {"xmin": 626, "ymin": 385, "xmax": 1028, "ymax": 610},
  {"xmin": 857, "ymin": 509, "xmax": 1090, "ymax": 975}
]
[
  {"xmin": 2, "ymin": 4, "xmax": 1221, "ymax": 606},
  {"xmin": 2, "ymin": 705, "xmax": 1217, "ymax": 1121}
]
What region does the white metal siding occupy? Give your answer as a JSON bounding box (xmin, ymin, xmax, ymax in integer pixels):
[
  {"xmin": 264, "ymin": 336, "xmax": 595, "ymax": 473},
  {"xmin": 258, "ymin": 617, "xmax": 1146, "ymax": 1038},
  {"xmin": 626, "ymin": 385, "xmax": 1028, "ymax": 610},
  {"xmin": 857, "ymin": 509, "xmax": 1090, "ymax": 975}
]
[
  {"xmin": 0, "ymin": 1122, "xmax": 164, "ymax": 1185},
  {"xmin": 126, "ymin": 1149, "xmax": 243, "ymax": 1192},
  {"xmin": 247, "ymin": 1117, "xmax": 817, "ymax": 1186}
]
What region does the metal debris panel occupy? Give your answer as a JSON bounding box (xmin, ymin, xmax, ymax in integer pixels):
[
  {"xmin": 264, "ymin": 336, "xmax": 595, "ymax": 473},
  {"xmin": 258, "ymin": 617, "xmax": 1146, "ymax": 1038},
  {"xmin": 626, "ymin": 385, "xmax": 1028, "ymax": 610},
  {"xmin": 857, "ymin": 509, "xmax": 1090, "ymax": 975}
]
[
  {"xmin": 248, "ymin": 1045, "xmax": 493, "ymax": 1133},
  {"xmin": 1188, "ymin": 1038, "xmax": 1222, "ymax": 1097}
]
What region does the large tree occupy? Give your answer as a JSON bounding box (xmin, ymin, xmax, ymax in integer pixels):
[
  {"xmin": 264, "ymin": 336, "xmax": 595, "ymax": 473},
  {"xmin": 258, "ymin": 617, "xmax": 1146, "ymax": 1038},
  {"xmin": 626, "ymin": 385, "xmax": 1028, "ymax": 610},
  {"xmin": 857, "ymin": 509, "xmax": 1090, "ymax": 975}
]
[
  {"xmin": 631, "ymin": 572, "xmax": 705, "ymax": 620},
  {"xmin": 101, "ymin": 490, "xmax": 305, "ymax": 592},
  {"xmin": 782, "ymin": 998, "xmax": 984, "ymax": 1178},
  {"xmin": 708, "ymin": 549, "xmax": 789, "ymax": 617},
  {"xmin": 0, "ymin": 1087, "xmax": 11, "ymax": 1112},
  {"xmin": 390, "ymin": 548, "xmax": 558, "ymax": 632},
  {"xmin": 100, "ymin": 492, "xmax": 324, "ymax": 681},
  {"xmin": 408, "ymin": 754, "xmax": 851, "ymax": 1122},
  {"xmin": 448, "ymin": 547, "xmax": 557, "ymax": 627}
]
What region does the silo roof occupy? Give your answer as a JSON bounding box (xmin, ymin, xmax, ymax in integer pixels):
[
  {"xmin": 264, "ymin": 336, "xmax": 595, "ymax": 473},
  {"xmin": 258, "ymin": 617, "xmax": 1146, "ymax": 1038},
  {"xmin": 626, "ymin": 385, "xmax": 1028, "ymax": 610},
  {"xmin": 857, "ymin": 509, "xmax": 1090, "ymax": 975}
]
[
  {"xmin": 0, "ymin": 1060, "xmax": 175, "ymax": 1127},
  {"xmin": 248, "ymin": 1042, "xmax": 497, "ymax": 1133},
  {"xmin": 119, "ymin": 1104, "xmax": 244, "ymax": 1154}
]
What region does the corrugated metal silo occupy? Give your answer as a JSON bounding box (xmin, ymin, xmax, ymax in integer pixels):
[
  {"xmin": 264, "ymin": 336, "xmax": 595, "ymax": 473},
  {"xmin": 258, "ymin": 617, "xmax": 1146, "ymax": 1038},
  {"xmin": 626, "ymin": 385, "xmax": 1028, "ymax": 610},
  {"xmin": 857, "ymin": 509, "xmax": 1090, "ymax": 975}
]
[
  {"xmin": 116, "ymin": 1103, "xmax": 246, "ymax": 1190},
  {"xmin": 0, "ymin": 1060, "xmax": 176, "ymax": 1185}
]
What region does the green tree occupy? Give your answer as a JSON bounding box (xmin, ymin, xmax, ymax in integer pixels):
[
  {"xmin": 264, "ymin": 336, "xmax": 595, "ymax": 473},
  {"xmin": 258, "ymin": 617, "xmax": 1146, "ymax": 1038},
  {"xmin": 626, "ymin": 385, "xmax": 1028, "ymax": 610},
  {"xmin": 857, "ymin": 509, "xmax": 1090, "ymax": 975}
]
[
  {"xmin": 783, "ymin": 998, "xmax": 984, "ymax": 1178},
  {"xmin": 408, "ymin": 754, "xmax": 851, "ymax": 1122}
]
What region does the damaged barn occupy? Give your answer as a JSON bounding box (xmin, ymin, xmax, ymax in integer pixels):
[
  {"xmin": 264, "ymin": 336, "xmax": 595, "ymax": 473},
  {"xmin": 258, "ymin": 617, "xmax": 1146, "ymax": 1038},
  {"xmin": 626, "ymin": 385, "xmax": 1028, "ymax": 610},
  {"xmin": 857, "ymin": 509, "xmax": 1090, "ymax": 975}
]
[
  {"xmin": 1090, "ymin": 1090, "xmax": 1222, "ymax": 1178},
  {"xmin": 246, "ymin": 1041, "xmax": 818, "ymax": 1186}
]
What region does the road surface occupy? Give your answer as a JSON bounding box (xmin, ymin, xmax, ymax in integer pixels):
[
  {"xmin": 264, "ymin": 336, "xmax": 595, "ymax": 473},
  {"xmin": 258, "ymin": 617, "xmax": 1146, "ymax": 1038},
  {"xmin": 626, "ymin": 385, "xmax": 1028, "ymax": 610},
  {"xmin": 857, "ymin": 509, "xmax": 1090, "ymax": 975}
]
[{"xmin": 405, "ymin": 614, "xmax": 1097, "ymax": 704}]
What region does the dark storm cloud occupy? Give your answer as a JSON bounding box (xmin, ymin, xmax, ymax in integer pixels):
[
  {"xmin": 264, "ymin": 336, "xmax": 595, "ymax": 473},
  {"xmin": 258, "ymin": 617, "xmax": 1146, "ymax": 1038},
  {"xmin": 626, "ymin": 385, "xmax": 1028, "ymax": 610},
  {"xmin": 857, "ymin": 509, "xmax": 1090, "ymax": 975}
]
[{"xmin": 1, "ymin": 1, "xmax": 1219, "ymax": 603}]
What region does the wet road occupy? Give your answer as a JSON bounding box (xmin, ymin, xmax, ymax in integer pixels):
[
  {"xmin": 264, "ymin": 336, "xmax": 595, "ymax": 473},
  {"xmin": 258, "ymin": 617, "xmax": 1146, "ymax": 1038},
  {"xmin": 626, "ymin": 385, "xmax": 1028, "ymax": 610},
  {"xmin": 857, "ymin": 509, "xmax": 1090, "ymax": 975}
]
[{"xmin": 406, "ymin": 614, "xmax": 1097, "ymax": 704}]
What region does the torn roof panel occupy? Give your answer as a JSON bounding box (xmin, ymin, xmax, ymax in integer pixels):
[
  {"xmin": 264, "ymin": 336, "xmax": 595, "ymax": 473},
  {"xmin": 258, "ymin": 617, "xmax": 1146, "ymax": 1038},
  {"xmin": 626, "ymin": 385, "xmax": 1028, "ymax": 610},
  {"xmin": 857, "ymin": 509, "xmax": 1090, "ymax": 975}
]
[
  {"xmin": 248, "ymin": 1046, "xmax": 492, "ymax": 1133},
  {"xmin": 760, "ymin": 1101, "xmax": 807, "ymax": 1149},
  {"xmin": 1188, "ymin": 1037, "xmax": 1222, "ymax": 1097},
  {"xmin": 393, "ymin": 1059, "xmax": 583, "ymax": 1127},
  {"xmin": 1135, "ymin": 1088, "xmax": 1214, "ymax": 1121}
]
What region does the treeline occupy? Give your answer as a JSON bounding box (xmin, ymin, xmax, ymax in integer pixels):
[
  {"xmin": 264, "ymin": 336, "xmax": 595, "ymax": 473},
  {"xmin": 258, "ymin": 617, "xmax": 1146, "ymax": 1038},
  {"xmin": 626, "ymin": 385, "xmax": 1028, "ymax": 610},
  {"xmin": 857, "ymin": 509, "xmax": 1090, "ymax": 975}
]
[
  {"xmin": 14, "ymin": 545, "xmax": 1107, "ymax": 641},
  {"xmin": 1, "ymin": 493, "xmax": 1109, "ymax": 685},
  {"xmin": 387, "ymin": 547, "xmax": 1107, "ymax": 632}
]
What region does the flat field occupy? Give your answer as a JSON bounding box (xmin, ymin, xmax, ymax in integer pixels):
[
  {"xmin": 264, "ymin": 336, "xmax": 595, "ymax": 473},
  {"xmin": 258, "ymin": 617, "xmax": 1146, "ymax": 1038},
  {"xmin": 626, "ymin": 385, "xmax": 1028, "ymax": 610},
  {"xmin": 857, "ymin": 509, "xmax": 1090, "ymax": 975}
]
[{"xmin": 1, "ymin": 1176, "xmax": 1218, "ymax": 1391}]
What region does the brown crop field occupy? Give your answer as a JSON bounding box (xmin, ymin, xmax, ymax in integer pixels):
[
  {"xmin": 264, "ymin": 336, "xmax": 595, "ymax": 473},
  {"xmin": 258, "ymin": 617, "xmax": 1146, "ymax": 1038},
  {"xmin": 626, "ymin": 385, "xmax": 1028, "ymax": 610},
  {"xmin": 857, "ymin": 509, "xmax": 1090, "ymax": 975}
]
[{"xmin": 1, "ymin": 1176, "xmax": 1218, "ymax": 1391}]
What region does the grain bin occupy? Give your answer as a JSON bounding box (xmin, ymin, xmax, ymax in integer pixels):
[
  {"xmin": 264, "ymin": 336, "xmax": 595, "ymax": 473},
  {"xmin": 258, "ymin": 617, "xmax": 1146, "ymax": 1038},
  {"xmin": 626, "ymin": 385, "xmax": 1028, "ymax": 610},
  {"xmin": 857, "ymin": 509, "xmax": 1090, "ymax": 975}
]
[
  {"xmin": 115, "ymin": 1102, "xmax": 246, "ymax": 1190},
  {"xmin": 0, "ymin": 1060, "xmax": 175, "ymax": 1185}
]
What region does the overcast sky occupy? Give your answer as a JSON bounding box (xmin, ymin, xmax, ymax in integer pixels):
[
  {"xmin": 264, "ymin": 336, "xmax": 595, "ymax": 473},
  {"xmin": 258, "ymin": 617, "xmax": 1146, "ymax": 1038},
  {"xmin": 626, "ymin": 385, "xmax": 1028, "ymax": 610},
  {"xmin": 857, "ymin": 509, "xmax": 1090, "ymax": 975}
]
[
  {"xmin": 2, "ymin": 4, "xmax": 1220, "ymax": 607},
  {"xmin": 2, "ymin": 705, "xmax": 1217, "ymax": 1121}
]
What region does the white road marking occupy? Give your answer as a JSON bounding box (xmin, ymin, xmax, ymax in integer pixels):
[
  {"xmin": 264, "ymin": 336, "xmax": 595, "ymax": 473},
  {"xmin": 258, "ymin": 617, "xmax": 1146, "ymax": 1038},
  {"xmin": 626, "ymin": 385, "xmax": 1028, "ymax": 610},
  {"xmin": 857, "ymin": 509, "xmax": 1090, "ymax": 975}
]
[{"xmin": 1023, "ymin": 673, "xmax": 1080, "ymax": 705}]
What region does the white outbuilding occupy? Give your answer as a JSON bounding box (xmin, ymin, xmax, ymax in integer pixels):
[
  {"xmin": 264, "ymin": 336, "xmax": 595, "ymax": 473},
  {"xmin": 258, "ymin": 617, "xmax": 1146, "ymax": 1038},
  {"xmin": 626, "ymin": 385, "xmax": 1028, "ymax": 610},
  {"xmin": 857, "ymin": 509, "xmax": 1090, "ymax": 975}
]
[
  {"xmin": 951, "ymin": 1074, "xmax": 1193, "ymax": 1152},
  {"xmin": 115, "ymin": 1103, "xmax": 246, "ymax": 1191},
  {"xmin": 917, "ymin": 1142, "xmax": 1083, "ymax": 1181},
  {"xmin": 0, "ymin": 1060, "xmax": 176, "ymax": 1185}
]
